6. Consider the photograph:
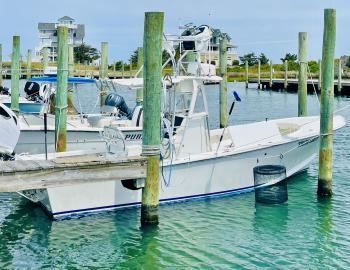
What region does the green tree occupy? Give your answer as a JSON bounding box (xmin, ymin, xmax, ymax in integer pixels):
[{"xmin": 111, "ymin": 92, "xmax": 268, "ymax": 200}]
[
  {"xmin": 280, "ymin": 53, "xmax": 297, "ymax": 63},
  {"xmin": 239, "ymin": 53, "xmax": 258, "ymax": 66},
  {"xmin": 259, "ymin": 53, "xmax": 269, "ymax": 65},
  {"xmin": 74, "ymin": 43, "xmax": 99, "ymax": 64}
]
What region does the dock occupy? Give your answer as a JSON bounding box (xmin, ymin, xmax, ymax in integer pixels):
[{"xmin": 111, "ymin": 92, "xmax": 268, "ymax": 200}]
[
  {"xmin": 248, "ymin": 78, "xmax": 350, "ymax": 94},
  {"xmin": 0, "ymin": 154, "xmax": 146, "ymax": 192}
]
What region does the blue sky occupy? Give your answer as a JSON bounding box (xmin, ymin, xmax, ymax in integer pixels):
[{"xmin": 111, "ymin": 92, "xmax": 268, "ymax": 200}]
[{"xmin": 1, "ymin": 0, "xmax": 349, "ymax": 63}]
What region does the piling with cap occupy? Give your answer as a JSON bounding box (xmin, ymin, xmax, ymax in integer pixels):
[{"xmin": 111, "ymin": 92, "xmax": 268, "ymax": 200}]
[
  {"xmin": 141, "ymin": 11, "xmax": 164, "ymax": 225},
  {"xmin": 99, "ymin": 42, "xmax": 108, "ymax": 106},
  {"xmin": 0, "ymin": 44, "xmax": 3, "ymax": 86},
  {"xmin": 122, "ymin": 62, "xmax": 125, "ymax": 78},
  {"xmin": 11, "ymin": 36, "xmax": 20, "ymax": 112},
  {"xmin": 219, "ymin": 36, "xmax": 228, "ymax": 128},
  {"xmin": 337, "ymin": 58, "xmax": 342, "ymax": 93},
  {"xmin": 55, "ymin": 26, "xmax": 69, "ymax": 152},
  {"xmin": 298, "ymin": 32, "xmax": 308, "ymax": 117},
  {"xmin": 284, "ymin": 60, "xmax": 288, "ymax": 89},
  {"xmin": 318, "ymin": 9, "xmax": 336, "ymax": 197},
  {"xmin": 257, "ymin": 59, "xmax": 261, "ymax": 89},
  {"xmin": 42, "ymin": 47, "xmax": 49, "ymax": 74},
  {"xmin": 269, "ymin": 60, "xmax": 273, "ymax": 88},
  {"xmin": 136, "ymin": 46, "xmax": 143, "ymax": 105},
  {"xmin": 26, "ymin": 49, "xmax": 32, "ymax": 79},
  {"xmin": 245, "ymin": 61, "xmax": 248, "ymax": 88}
]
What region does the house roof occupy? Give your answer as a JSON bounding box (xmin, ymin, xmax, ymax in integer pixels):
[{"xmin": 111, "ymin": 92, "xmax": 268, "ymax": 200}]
[
  {"xmin": 38, "ymin": 23, "xmax": 56, "ymax": 30},
  {"xmin": 58, "ymin": 16, "xmax": 75, "ymax": 21}
]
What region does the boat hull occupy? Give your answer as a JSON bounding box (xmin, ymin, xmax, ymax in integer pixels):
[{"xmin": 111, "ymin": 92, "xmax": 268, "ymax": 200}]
[
  {"xmin": 29, "ymin": 136, "xmax": 318, "ymax": 218},
  {"xmin": 16, "ymin": 129, "xmax": 142, "ymax": 154}
]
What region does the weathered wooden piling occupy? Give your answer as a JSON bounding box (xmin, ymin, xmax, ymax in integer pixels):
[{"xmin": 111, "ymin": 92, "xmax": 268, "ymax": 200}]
[
  {"xmin": 318, "ymin": 60, "xmax": 322, "ymax": 88},
  {"xmin": 284, "ymin": 60, "xmax": 288, "ymax": 89},
  {"xmin": 318, "ymin": 9, "xmax": 336, "ymax": 197},
  {"xmin": 68, "ymin": 45, "xmax": 74, "ymax": 76},
  {"xmin": 11, "ymin": 36, "xmax": 20, "ymax": 112},
  {"xmin": 136, "ymin": 46, "xmax": 143, "ymax": 105},
  {"xmin": 269, "ymin": 60, "xmax": 273, "ymax": 88},
  {"xmin": 219, "ymin": 36, "xmax": 228, "ymax": 128},
  {"xmin": 245, "ymin": 61, "xmax": 248, "ymax": 88},
  {"xmin": 0, "ymin": 44, "xmax": 3, "ymax": 86},
  {"xmin": 55, "ymin": 26, "xmax": 69, "ymax": 152},
  {"xmin": 141, "ymin": 11, "xmax": 164, "ymax": 225},
  {"xmin": 42, "ymin": 47, "xmax": 49, "ymax": 73},
  {"xmin": 122, "ymin": 62, "xmax": 125, "ymax": 78},
  {"xmin": 26, "ymin": 49, "xmax": 32, "ymax": 79},
  {"xmin": 257, "ymin": 59, "xmax": 261, "ymax": 89},
  {"xmin": 99, "ymin": 42, "xmax": 108, "ymax": 105},
  {"xmin": 337, "ymin": 58, "xmax": 342, "ymax": 92},
  {"xmin": 298, "ymin": 32, "xmax": 308, "ymax": 117}
]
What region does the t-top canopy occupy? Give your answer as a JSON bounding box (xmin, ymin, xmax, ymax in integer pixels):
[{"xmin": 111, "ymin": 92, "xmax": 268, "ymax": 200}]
[{"xmin": 29, "ymin": 76, "xmax": 96, "ymax": 84}]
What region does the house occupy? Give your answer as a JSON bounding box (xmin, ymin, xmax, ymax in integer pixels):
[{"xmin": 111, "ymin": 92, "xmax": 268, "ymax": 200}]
[{"xmin": 34, "ymin": 16, "xmax": 85, "ymax": 62}]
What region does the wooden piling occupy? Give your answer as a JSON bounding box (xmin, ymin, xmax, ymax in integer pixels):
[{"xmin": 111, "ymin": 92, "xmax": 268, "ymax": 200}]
[
  {"xmin": 318, "ymin": 60, "xmax": 322, "ymax": 89},
  {"xmin": 136, "ymin": 46, "xmax": 143, "ymax": 105},
  {"xmin": 130, "ymin": 60, "xmax": 133, "ymax": 78},
  {"xmin": 26, "ymin": 49, "xmax": 32, "ymax": 79},
  {"xmin": 269, "ymin": 60, "xmax": 273, "ymax": 88},
  {"xmin": 318, "ymin": 9, "xmax": 336, "ymax": 197},
  {"xmin": 122, "ymin": 62, "xmax": 125, "ymax": 78},
  {"xmin": 257, "ymin": 59, "xmax": 261, "ymax": 89},
  {"xmin": 42, "ymin": 47, "xmax": 49, "ymax": 73},
  {"xmin": 298, "ymin": 32, "xmax": 308, "ymax": 117},
  {"xmin": 55, "ymin": 26, "xmax": 69, "ymax": 152},
  {"xmin": 245, "ymin": 61, "xmax": 248, "ymax": 88},
  {"xmin": 219, "ymin": 36, "xmax": 228, "ymax": 128},
  {"xmin": 0, "ymin": 44, "xmax": 3, "ymax": 86},
  {"xmin": 68, "ymin": 45, "xmax": 74, "ymax": 76},
  {"xmin": 141, "ymin": 11, "xmax": 164, "ymax": 225},
  {"xmin": 284, "ymin": 60, "xmax": 288, "ymax": 89},
  {"xmin": 11, "ymin": 36, "xmax": 20, "ymax": 112},
  {"xmin": 337, "ymin": 58, "xmax": 342, "ymax": 93},
  {"xmin": 99, "ymin": 42, "xmax": 108, "ymax": 106}
]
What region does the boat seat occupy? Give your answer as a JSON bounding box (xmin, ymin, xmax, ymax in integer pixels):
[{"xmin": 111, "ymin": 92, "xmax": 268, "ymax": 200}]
[
  {"xmin": 87, "ymin": 115, "xmax": 116, "ymax": 128},
  {"xmin": 131, "ymin": 106, "xmax": 143, "ymax": 127},
  {"xmin": 101, "ymin": 105, "xmax": 118, "ymax": 115},
  {"xmin": 228, "ymin": 121, "xmax": 282, "ymax": 149}
]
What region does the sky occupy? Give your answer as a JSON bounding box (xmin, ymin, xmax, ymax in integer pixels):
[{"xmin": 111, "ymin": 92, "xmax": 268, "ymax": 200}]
[{"xmin": 1, "ymin": 0, "xmax": 349, "ymax": 63}]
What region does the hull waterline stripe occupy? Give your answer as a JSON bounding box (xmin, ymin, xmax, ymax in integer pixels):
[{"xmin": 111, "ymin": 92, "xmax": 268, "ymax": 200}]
[{"xmin": 52, "ymin": 184, "xmax": 258, "ymax": 216}]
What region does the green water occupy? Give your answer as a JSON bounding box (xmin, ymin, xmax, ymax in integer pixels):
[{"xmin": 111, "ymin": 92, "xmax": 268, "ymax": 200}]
[{"xmin": 0, "ymin": 82, "xmax": 349, "ymax": 269}]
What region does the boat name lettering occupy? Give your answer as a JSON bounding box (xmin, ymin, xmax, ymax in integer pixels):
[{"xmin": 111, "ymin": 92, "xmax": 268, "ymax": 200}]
[
  {"xmin": 124, "ymin": 133, "xmax": 142, "ymax": 141},
  {"xmin": 298, "ymin": 137, "xmax": 318, "ymax": 147}
]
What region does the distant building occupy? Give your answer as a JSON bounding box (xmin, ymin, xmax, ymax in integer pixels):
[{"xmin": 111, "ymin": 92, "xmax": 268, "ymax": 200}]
[
  {"xmin": 200, "ymin": 29, "xmax": 238, "ymax": 66},
  {"xmin": 34, "ymin": 16, "xmax": 85, "ymax": 62}
]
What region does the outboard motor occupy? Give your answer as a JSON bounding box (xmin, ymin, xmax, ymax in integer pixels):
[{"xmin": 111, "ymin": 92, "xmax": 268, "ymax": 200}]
[
  {"xmin": 105, "ymin": 93, "xmax": 133, "ymax": 120},
  {"xmin": 24, "ymin": 81, "xmax": 41, "ymax": 101},
  {"xmin": 0, "ymin": 86, "xmax": 10, "ymax": 95}
]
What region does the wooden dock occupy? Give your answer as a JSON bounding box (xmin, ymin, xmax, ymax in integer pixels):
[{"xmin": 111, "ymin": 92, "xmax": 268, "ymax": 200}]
[
  {"xmin": 248, "ymin": 78, "xmax": 350, "ymax": 94},
  {"xmin": 0, "ymin": 154, "xmax": 146, "ymax": 192}
]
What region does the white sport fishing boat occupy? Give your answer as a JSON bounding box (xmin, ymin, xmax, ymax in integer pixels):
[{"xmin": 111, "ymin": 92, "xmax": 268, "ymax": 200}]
[
  {"xmin": 14, "ymin": 24, "xmax": 346, "ymax": 218},
  {"xmin": 0, "ymin": 103, "xmax": 20, "ymax": 160}
]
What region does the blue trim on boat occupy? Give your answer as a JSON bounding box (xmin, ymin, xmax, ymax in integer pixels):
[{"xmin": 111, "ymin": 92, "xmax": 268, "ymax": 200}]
[
  {"xmin": 29, "ymin": 76, "xmax": 96, "ymax": 84},
  {"xmin": 52, "ymin": 184, "xmax": 257, "ymax": 216}
]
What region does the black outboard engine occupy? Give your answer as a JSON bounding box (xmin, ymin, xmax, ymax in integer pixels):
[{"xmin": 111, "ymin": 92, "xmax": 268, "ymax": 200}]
[
  {"xmin": 105, "ymin": 93, "xmax": 133, "ymax": 120},
  {"xmin": 0, "ymin": 86, "xmax": 10, "ymax": 95},
  {"xmin": 24, "ymin": 81, "xmax": 41, "ymax": 101}
]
